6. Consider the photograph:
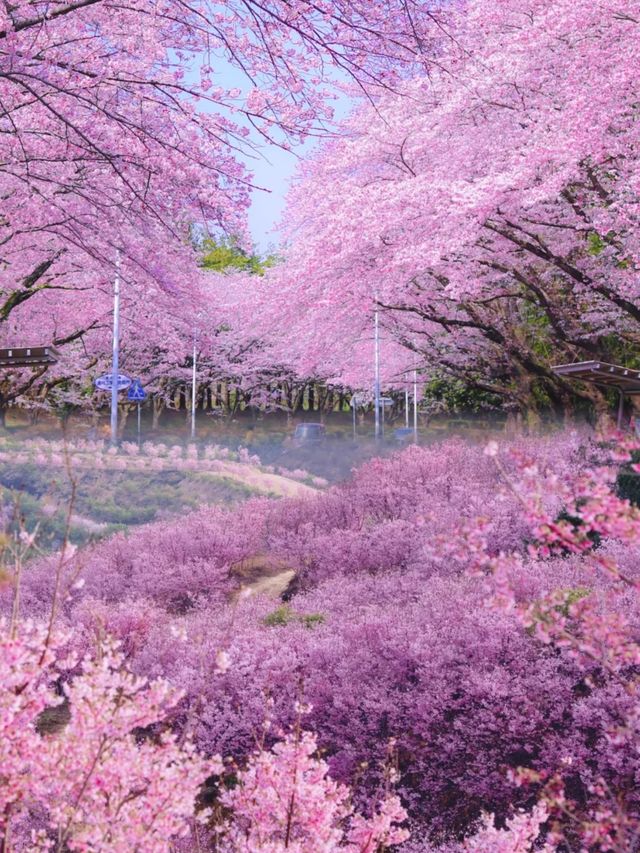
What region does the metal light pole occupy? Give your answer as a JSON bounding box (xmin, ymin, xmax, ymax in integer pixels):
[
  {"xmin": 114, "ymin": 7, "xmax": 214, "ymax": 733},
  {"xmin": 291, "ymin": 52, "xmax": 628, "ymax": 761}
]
[
  {"xmin": 413, "ymin": 368, "xmax": 418, "ymax": 440},
  {"xmin": 374, "ymin": 305, "xmax": 381, "ymax": 439},
  {"xmin": 405, "ymin": 387, "xmax": 409, "ymax": 428},
  {"xmin": 110, "ymin": 252, "xmax": 121, "ymax": 445},
  {"xmin": 191, "ymin": 329, "xmax": 197, "ymax": 440}
]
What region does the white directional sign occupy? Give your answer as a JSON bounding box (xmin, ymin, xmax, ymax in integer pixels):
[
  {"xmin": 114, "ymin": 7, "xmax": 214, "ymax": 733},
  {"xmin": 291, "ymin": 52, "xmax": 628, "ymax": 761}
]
[{"xmin": 94, "ymin": 373, "xmax": 131, "ymax": 392}]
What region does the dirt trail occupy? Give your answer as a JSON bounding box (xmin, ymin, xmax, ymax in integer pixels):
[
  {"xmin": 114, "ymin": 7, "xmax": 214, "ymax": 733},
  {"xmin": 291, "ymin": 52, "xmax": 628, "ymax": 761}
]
[
  {"xmin": 70, "ymin": 513, "xmax": 109, "ymax": 533},
  {"xmin": 240, "ymin": 568, "xmax": 296, "ymax": 600},
  {"xmin": 230, "ymin": 553, "xmax": 297, "ymax": 602},
  {"xmin": 213, "ymin": 461, "xmax": 316, "ymax": 498}
]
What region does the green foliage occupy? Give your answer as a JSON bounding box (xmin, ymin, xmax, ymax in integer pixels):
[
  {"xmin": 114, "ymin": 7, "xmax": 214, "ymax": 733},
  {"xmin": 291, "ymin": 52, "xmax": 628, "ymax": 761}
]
[
  {"xmin": 80, "ymin": 495, "xmax": 157, "ymax": 525},
  {"xmin": 556, "ymin": 586, "xmax": 591, "ymax": 618},
  {"xmin": 0, "ymin": 487, "xmax": 96, "ymax": 551},
  {"xmin": 0, "ymin": 463, "xmax": 52, "ymax": 496},
  {"xmin": 0, "ymin": 463, "xmax": 256, "ymax": 549},
  {"xmin": 599, "ymin": 337, "xmax": 640, "ymax": 371},
  {"xmin": 527, "ymin": 586, "xmax": 591, "ymax": 636},
  {"xmin": 300, "ymin": 613, "xmax": 325, "ymax": 628},
  {"xmin": 263, "ymin": 604, "xmax": 325, "ymax": 629},
  {"xmin": 200, "ymin": 237, "xmax": 276, "ymax": 276},
  {"xmin": 587, "ymin": 231, "xmax": 607, "ymax": 256},
  {"xmin": 263, "ymin": 604, "xmax": 296, "ymax": 627},
  {"xmin": 424, "ymin": 376, "xmax": 502, "ymax": 414},
  {"xmin": 587, "ymin": 230, "xmax": 631, "ymax": 267},
  {"xmin": 518, "ymin": 300, "xmax": 554, "ymax": 360},
  {"xmin": 530, "ymin": 380, "xmax": 553, "ymax": 408},
  {"xmin": 616, "ymin": 453, "xmax": 640, "ymax": 507}
]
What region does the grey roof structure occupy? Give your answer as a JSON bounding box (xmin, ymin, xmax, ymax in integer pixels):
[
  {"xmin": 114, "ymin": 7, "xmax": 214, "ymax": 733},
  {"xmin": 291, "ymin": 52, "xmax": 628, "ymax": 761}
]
[
  {"xmin": 0, "ymin": 346, "xmax": 59, "ymax": 368},
  {"xmin": 552, "ymin": 361, "xmax": 640, "ymax": 394}
]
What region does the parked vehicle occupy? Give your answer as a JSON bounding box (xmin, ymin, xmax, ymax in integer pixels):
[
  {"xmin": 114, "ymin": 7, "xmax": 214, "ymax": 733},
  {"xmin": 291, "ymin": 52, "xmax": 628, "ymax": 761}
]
[{"xmin": 292, "ymin": 423, "xmax": 326, "ymax": 445}]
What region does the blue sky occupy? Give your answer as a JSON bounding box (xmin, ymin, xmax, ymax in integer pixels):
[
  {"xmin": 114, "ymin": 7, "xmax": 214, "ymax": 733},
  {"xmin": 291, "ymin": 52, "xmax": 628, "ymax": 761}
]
[
  {"xmin": 212, "ymin": 58, "xmax": 352, "ymax": 251},
  {"xmin": 243, "ymin": 141, "xmax": 304, "ymax": 251}
]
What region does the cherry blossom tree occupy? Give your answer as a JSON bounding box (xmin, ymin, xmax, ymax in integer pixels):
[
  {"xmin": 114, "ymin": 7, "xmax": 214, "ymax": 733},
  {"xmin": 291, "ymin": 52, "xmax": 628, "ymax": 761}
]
[
  {"xmin": 257, "ymin": 0, "xmax": 640, "ymax": 419},
  {"xmin": 0, "ymin": 623, "xmax": 210, "ymax": 850},
  {"xmin": 0, "ymin": 0, "xmax": 447, "ymax": 414},
  {"xmin": 221, "ymin": 730, "xmax": 409, "ymax": 851}
]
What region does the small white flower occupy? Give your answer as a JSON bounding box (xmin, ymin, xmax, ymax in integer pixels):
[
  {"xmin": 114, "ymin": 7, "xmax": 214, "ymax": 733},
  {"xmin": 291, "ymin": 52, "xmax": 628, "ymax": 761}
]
[
  {"xmin": 19, "ymin": 530, "xmax": 37, "ymax": 548},
  {"xmin": 60, "ymin": 543, "xmax": 77, "ymax": 562},
  {"xmin": 210, "ymin": 755, "xmax": 224, "ymax": 775},
  {"xmin": 215, "ymin": 649, "xmax": 231, "ymax": 674},
  {"xmin": 170, "ymin": 624, "xmax": 188, "ymax": 642}
]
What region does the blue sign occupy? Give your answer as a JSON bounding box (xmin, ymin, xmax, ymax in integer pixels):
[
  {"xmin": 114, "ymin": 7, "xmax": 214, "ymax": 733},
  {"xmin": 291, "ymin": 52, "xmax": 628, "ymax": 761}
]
[
  {"xmin": 127, "ymin": 379, "xmax": 147, "ymax": 402},
  {"xmin": 94, "ymin": 373, "xmax": 131, "ymax": 392}
]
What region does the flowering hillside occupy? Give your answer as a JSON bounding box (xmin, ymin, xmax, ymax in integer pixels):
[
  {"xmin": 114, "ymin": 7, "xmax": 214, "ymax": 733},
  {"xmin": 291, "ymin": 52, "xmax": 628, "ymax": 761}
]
[
  {"xmin": 1, "ymin": 0, "xmax": 638, "ymax": 845},
  {"xmin": 3, "ymin": 430, "xmax": 639, "ymax": 850}
]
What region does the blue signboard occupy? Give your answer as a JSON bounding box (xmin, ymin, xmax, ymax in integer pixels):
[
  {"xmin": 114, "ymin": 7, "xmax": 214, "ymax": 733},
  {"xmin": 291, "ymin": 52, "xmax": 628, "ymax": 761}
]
[
  {"xmin": 94, "ymin": 373, "xmax": 131, "ymax": 392},
  {"xmin": 127, "ymin": 379, "xmax": 147, "ymax": 402}
]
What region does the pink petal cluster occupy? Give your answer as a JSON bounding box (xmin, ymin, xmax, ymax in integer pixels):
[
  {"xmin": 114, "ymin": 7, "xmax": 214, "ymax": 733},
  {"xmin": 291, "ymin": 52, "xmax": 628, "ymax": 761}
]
[
  {"xmin": 222, "ymin": 731, "xmax": 408, "ymax": 851},
  {"xmin": 464, "ymin": 805, "xmax": 552, "ymax": 853},
  {"xmin": 0, "ymin": 624, "xmax": 210, "ymax": 850}
]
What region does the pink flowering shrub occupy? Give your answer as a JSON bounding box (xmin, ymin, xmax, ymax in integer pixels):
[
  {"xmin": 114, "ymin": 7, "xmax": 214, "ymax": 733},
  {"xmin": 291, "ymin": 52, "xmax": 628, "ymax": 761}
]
[
  {"xmin": 127, "ymin": 564, "xmax": 589, "ymax": 835},
  {"xmin": 8, "ymin": 500, "xmax": 273, "ymax": 616},
  {"xmin": 5, "ymin": 430, "xmax": 640, "ymax": 848},
  {"xmin": 463, "ymin": 805, "xmax": 553, "ymax": 853},
  {"xmin": 238, "ymin": 447, "xmax": 261, "ymax": 466},
  {"xmin": 481, "ymin": 438, "xmax": 640, "ymax": 851},
  {"xmin": 263, "ymin": 436, "xmax": 585, "ymax": 589},
  {"xmin": 220, "ymin": 730, "xmax": 409, "ymax": 851},
  {"xmin": 0, "ymin": 622, "xmax": 409, "ymax": 852},
  {"xmin": 0, "ymin": 622, "xmax": 209, "ymax": 851}
]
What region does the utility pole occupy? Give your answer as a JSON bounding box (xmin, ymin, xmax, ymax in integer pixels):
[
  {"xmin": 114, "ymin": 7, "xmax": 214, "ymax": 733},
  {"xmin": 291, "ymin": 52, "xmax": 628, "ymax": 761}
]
[
  {"xmin": 191, "ymin": 329, "xmax": 197, "ymax": 440},
  {"xmin": 110, "ymin": 252, "xmax": 121, "ymax": 445},
  {"xmin": 374, "ymin": 305, "xmax": 381, "ymax": 439},
  {"xmin": 413, "ymin": 368, "xmax": 418, "ymax": 439}
]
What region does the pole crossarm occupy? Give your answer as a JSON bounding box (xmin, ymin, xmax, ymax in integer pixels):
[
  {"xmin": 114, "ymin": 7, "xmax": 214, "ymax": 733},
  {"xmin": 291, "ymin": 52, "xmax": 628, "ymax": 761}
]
[{"xmin": 0, "ymin": 346, "xmax": 58, "ymax": 367}]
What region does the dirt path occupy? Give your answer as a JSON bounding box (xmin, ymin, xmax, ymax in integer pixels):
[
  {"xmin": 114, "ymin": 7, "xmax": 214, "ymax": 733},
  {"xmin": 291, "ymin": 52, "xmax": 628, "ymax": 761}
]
[
  {"xmin": 230, "ymin": 553, "xmax": 298, "ymax": 602},
  {"xmin": 210, "ymin": 461, "xmax": 316, "ymax": 498},
  {"xmin": 70, "ymin": 512, "xmax": 110, "ymax": 533},
  {"xmin": 239, "ymin": 568, "xmax": 296, "ymax": 600}
]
